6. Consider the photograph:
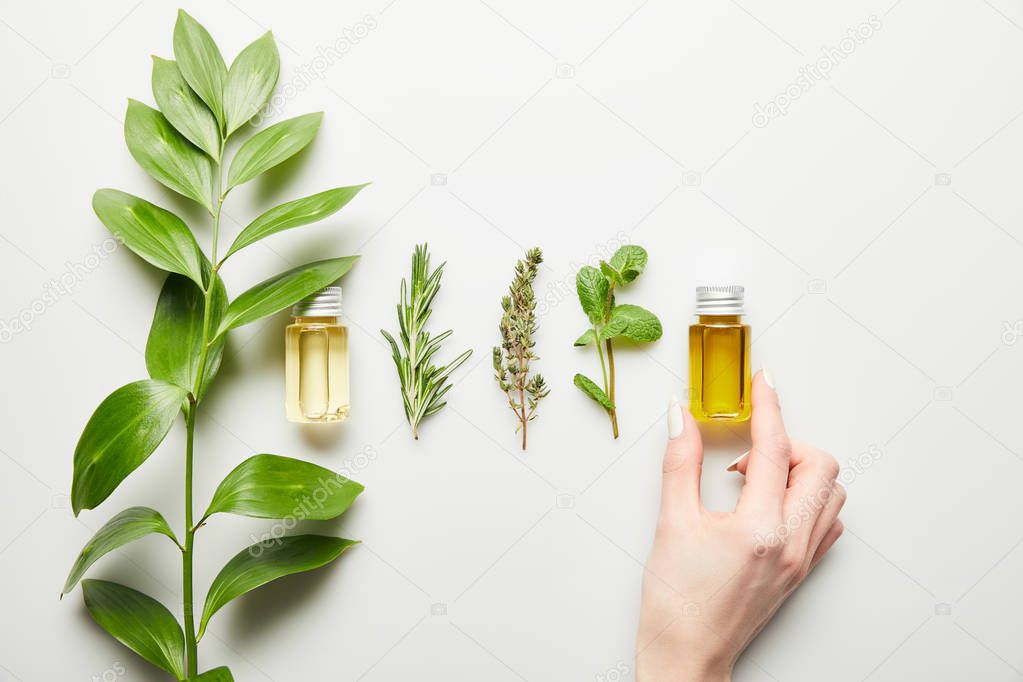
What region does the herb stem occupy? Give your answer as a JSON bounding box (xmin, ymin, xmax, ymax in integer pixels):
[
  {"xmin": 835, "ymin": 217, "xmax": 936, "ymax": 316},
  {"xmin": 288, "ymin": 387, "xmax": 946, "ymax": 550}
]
[
  {"xmin": 408, "ymin": 303, "xmax": 420, "ymax": 441},
  {"xmin": 183, "ymin": 400, "xmax": 198, "ymax": 677},
  {"xmin": 595, "ymin": 325, "xmax": 609, "ymax": 391},
  {"xmin": 181, "ymin": 141, "xmax": 226, "ymax": 677},
  {"xmin": 605, "ymin": 338, "xmax": 619, "ymax": 439},
  {"xmin": 210, "ymin": 141, "xmax": 225, "ymax": 266},
  {"xmin": 603, "ymin": 285, "xmax": 619, "ymax": 438},
  {"xmin": 517, "ymin": 347, "xmax": 527, "ymax": 450}
]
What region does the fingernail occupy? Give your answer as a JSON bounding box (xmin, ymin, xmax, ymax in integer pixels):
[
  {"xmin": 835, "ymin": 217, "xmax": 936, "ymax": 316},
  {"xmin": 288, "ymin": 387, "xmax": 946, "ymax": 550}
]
[
  {"xmin": 726, "ymin": 450, "xmax": 749, "ymax": 472},
  {"xmin": 762, "ymin": 366, "xmax": 776, "ymax": 390},
  {"xmin": 667, "ymin": 394, "xmax": 684, "ymax": 439}
]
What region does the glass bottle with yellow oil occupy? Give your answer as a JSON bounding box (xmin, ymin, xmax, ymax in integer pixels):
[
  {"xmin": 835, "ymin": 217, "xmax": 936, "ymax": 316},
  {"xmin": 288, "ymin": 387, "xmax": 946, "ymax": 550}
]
[
  {"xmin": 285, "ymin": 286, "xmax": 350, "ymax": 423},
  {"xmin": 689, "ymin": 285, "xmax": 751, "ymax": 422}
]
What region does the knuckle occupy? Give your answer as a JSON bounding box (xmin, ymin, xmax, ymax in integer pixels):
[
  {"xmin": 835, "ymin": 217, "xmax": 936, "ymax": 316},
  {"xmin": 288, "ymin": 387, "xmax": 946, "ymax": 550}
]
[
  {"xmin": 832, "ymin": 483, "xmax": 847, "ymax": 506},
  {"xmin": 752, "ymin": 538, "xmax": 781, "ymax": 559},
  {"xmin": 779, "ymin": 547, "xmax": 805, "ymax": 577},
  {"xmin": 662, "ymin": 449, "xmax": 690, "ymax": 475},
  {"xmin": 662, "ymin": 441, "xmax": 699, "ymax": 476},
  {"xmin": 818, "ymin": 452, "xmax": 840, "ymax": 480},
  {"xmin": 768, "ymin": 435, "xmax": 793, "ymax": 458}
]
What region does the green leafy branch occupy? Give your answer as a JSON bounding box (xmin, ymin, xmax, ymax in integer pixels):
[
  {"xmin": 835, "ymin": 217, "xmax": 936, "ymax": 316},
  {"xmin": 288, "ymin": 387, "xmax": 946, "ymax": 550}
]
[
  {"xmin": 573, "ymin": 244, "xmax": 662, "ymax": 438},
  {"xmin": 493, "ymin": 247, "xmax": 549, "ymax": 449},
  {"xmin": 65, "ymin": 11, "xmax": 367, "ymax": 680},
  {"xmin": 381, "ymin": 243, "xmax": 472, "ymax": 440}
]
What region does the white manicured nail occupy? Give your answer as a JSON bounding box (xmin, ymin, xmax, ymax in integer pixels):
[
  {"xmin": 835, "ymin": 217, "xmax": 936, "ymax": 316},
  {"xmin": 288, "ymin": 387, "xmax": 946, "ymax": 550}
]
[
  {"xmin": 762, "ymin": 366, "xmax": 776, "ymax": 390},
  {"xmin": 726, "ymin": 450, "xmax": 749, "ymax": 472},
  {"xmin": 667, "ymin": 394, "xmax": 684, "ymax": 439}
]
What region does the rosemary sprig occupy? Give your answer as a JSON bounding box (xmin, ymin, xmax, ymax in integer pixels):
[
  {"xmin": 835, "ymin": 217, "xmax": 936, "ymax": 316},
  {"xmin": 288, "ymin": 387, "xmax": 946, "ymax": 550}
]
[
  {"xmin": 381, "ymin": 243, "xmax": 472, "ymax": 439},
  {"xmin": 493, "ymin": 247, "xmax": 549, "ymax": 449}
]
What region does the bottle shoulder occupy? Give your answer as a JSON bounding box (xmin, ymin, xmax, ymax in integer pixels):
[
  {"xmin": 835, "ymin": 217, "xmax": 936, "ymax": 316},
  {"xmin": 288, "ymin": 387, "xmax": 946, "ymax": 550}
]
[
  {"xmin": 287, "ymin": 316, "xmax": 345, "ymax": 328},
  {"xmin": 690, "ymin": 317, "xmax": 748, "ymax": 330}
]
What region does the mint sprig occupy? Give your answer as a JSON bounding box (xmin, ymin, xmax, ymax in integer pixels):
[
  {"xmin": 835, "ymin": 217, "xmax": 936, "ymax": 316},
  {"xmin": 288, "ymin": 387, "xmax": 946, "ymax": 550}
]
[{"xmin": 573, "ymin": 244, "xmax": 662, "ymax": 438}]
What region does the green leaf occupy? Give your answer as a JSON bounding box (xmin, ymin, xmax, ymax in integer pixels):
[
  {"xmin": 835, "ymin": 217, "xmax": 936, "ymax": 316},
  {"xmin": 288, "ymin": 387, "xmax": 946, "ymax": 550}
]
[
  {"xmin": 599, "ymin": 260, "xmax": 621, "ymax": 286},
  {"xmin": 576, "ymin": 266, "xmax": 610, "ymax": 326},
  {"xmin": 82, "ymin": 579, "xmax": 185, "ymax": 679},
  {"xmin": 124, "ymin": 100, "xmax": 214, "ymax": 211},
  {"xmin": 215, "ymin": 256, "xmax": 358, "ymax": 337},
  {"xmin": 226, "ymin": 112, "xmax": 322, "ymax": 191},
  {"xmin": 93, "ymin": 189, "xmax": 205, "ymax": 287},
  {"xmin": 573, "ymin": 373, "xmax": 614, "ymax": 410},
  {"xmin": 72, "ymin": 380, "xmax": 188, "ymax": 515},
  {"xmin": 600, "ymin": 312, "xmax": 628, "ymax": 340},
  {"xmin": 151, "ymin": 57, "xmax": 221, "ymax": 161},
  {"xmin": 146, "ymin": 272, "xmax": 228, "ymax": 400},
  {"xmin": 222, "ymin": 185, "xmax": 368, "ymax": 262},
  {"xmin": 198, "ymin": 535, "xmax": 357, "ymax": 639},
  {"xmin": 173, "ymin": 10, "xmax": 227, "ymax": 127},
  {"xmin": 204, "ymin": 454, "xmax": 363, "ymax": 521},
  {"xmin": 63, "ymin": 507, "xmax": 178, "ymax": 595},
  {"xmin": 608, "ymin": 245, "xmax": 648, "ymax": 284},
  {"xmin": 224, "ymin": 31, "xmax": 280, "ymax": 136},
  {"xmin": 603, "ymin": 303, "xmax": 662, "ymax": 343},
  {"xmin": 191, "ymin": 668, "xmax": 234, "ymax": 681},
  {"xmin": 573, "ymin": 329, "xmax": 597, "ymax": 347}
]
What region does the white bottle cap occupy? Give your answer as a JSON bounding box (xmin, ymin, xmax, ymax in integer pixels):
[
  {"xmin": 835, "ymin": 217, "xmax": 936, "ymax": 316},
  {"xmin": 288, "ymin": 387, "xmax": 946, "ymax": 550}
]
[
  {"xmin": 695, "ymin": 285, "xmax": 744, "ymax": 315},
  {"xmin": 292, "ymin": 286, "xmax": 343, "ymax": 317}
]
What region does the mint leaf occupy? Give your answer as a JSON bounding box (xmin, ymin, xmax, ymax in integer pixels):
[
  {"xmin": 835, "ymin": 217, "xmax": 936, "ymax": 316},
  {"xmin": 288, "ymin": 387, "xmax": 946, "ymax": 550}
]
[
  {"xmin": 599, "ymin": 260, "xmax": 621, "ymax": 285},
  {"xmin": 608, "ymin": 245, "xmax": 648, "ymax": 283},
  {"xmin": 573, "ymin": 374, "xmax": 614, "ymax": 409},
  {"xmin": 605, "ymin": 304, "xmax": 662, "ymax": 343},
  {"xmin": 576, "ymin": 266, "xmax": 609, "ymax": 325},
  {"xmin": 599, "ymin": 314, "xmax": 627, "ymax": 341},
  {"xmin": 573, "ymin": 329, "xmax": 597, "ymax": 346}
]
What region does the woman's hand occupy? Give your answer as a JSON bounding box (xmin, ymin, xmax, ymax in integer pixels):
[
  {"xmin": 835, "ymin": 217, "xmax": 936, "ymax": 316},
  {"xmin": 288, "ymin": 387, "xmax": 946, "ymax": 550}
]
[{"xmin": 636, "ymin": 370, "xmax": 845, "ymax": 681}]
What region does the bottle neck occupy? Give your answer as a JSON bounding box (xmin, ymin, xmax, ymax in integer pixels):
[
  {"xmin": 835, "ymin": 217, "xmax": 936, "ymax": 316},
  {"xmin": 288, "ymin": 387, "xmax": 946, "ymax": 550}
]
[
  {"xmin": 290, "ymin": 316, "xmax": 340, "ymax": 324},
  {"xmin": 697, "ymin": 314, "xmax": 743, "ymax": 324}
]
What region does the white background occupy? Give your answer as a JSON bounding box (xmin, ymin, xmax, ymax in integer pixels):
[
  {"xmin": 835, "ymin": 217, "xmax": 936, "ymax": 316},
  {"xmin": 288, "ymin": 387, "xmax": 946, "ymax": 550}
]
[{"xmin": 1, "ymin": 1, "xmax": 1022, "ymax": 680}]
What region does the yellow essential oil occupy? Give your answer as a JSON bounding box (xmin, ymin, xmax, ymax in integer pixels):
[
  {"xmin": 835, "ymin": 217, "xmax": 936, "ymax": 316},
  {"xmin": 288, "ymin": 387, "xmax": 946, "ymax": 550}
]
[
  {"xmin": 688, "ymin": 286, "xmax": 751, "ymax": 422},
  {"xmin": 286, "ymin": 286, "xmax": 351, "ymax": 423}
]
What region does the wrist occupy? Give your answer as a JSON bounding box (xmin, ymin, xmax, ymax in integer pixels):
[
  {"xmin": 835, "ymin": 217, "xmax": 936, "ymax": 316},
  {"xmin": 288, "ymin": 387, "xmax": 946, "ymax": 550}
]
[
  {"xmin": 636, "ymin": 648, "xmax": 732, "ymax": 682},
  {"xmin": 668, "ymin": 662, "xmax": 731, "ymax": 682}
]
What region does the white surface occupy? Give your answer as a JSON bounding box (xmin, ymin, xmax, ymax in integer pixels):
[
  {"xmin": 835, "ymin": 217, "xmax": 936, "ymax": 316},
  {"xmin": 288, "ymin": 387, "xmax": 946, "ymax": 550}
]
[{"xmin": 1, "ymin": 1, "xmax": 1022, "ymax": 680}]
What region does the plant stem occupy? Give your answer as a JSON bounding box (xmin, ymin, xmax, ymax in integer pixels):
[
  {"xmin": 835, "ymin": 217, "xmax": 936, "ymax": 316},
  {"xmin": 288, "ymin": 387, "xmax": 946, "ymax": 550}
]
[
  {"xmin": 602, "ymin": 285, "xmax": 618, "ymax": 438},
  {"xmin": 211, "ymin": 141, "xmax": 225, "ymax": 265},
  {"xmin": 183, "ymin": 401, "xmax": 198, "ymax": 678},
  {"xmin": 182, "ymin": 142, "xmax": 226, "ymax": 677},
  {"xmin": 406, "ymin": 291, "xmax": 420, "ymax": 440},
  {"xmin": 517, "ymin": 348, "xmax": 527, "ymax": 450},
  {"xmin": 183, "ymin": 284, "xmax": 213, "ymax": 674},
  {"xmin": 596, "ymin": 326, "xmax": 609, "ymax": 391},
  {"xmin": 605, "ymin": 339, "xmax": 619, "ymax": 439}
]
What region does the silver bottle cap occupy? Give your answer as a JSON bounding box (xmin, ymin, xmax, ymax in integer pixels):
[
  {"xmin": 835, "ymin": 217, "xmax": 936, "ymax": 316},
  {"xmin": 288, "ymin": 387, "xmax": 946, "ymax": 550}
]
[
  {"xmin": 696, "ymin": 285, "xmax": 744, "ymax": 315},
  {"xmin": 292, "ymin": 286, "xmax": 343, "ymax": 317}
]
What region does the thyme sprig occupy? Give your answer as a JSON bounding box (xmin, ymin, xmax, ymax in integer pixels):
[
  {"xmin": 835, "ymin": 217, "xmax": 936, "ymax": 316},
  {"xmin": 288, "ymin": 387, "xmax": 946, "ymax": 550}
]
[{"xmin": 493, "ymin": 247, "xmax": 549, "ymax": 449}]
